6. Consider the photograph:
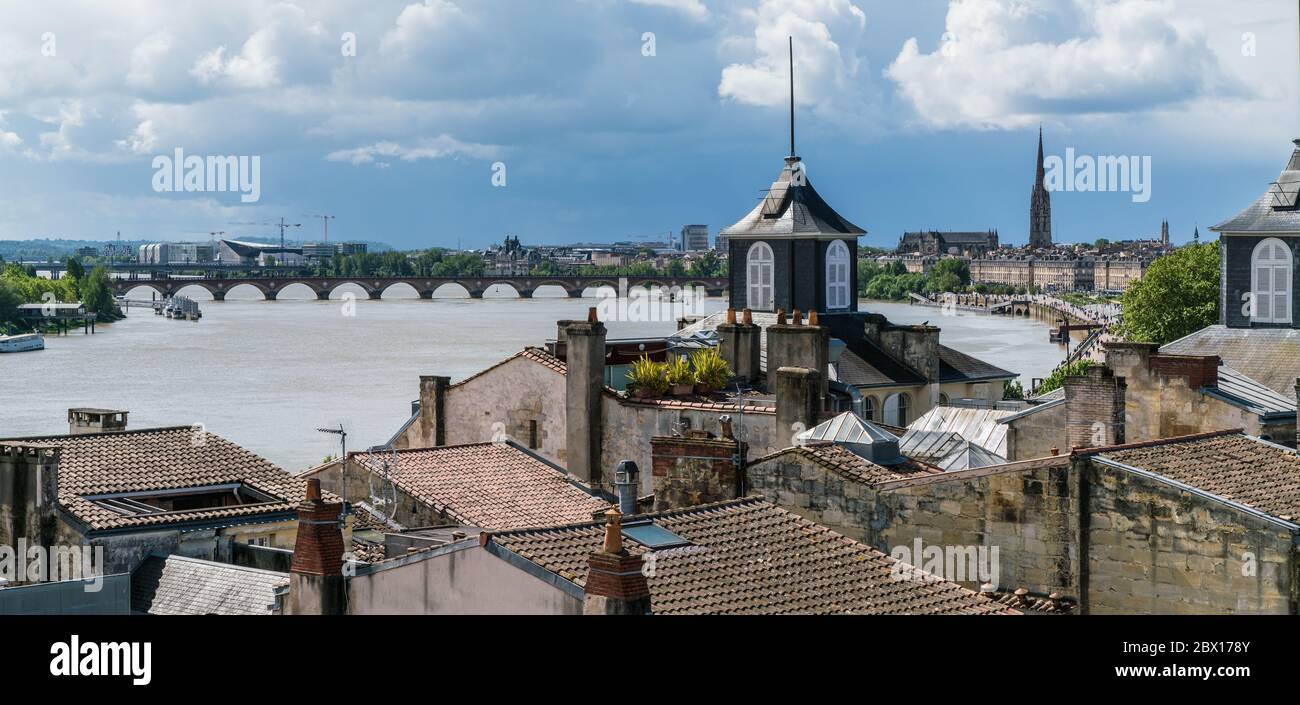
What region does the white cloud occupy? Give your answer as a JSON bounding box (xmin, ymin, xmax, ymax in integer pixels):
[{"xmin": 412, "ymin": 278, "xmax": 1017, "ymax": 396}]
[
  {"xmin": 325, "ymin": 134, "xmax": 501, "ymax": 166},
  {"xmin": 629, "ymin": 0, "xmax": 710, "ymax": 22},
  {"xmin": 885, "ymin": 0, "xmax": 1241, "ymax": 130},
  {"xmin": 717, "ymin": 0, "xmax": 878, "ymax": 133}
]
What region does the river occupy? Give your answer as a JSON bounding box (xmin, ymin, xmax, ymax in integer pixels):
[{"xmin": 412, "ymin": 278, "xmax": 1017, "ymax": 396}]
[{"xmin": 0, "ymin": 286, "xmax": 1069, "ymax": 471}]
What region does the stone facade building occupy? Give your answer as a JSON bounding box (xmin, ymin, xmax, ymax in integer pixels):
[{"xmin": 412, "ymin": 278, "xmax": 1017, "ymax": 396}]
[{"xmin": 897, "ymin": 230, "xmax": 999, "ymax": 257}]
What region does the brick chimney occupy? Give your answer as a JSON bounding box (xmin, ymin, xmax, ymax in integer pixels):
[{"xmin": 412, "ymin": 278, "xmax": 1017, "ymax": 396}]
[
  {"xmin": 562, "ymin": 310, "xmax": 606, "ymax": 487},
  {"xmin": 417, "ymin": 376, "xmax": 450, "ymax": 447},
  {"xmin": 286, "ymin": 478, "xmax": 347, "ymax": 615},
  {"xmin": 650, "ymin": 433, "xmax": 739, "ymax": 511},
  {"xmin": 1148, "ymin": 354, "xmax": 1220, "ymax": 390},
  {"xmin": 583, "ymin": 509, "xmax": 651, "ymax": 615},
  {"xmin": 1065, "ymin": 366, "xmax": 1126, "ymax": 450},
  {"xmin": 717, "ymin": 308, "xmax": 761, "ymax": 385},
  {"xmin": 766, "ymin": 316, "xmax": 828, "ymax": 407},
  {"xmin": 67, "ymin": 408, "xmax": 128, "ymax": 435}
]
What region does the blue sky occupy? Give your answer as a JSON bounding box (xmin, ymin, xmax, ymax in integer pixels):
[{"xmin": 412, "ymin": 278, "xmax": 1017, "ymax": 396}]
[{"xmin": 0, "ymin": 0, "xmax": 1296, "ymax": 250}]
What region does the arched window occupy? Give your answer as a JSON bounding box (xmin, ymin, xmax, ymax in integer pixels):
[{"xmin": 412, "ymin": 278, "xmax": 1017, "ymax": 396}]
[
  {"xmin": 883, "ymin": 393, "xmax": 910, "ymax": 426},
  {"xmin": 746, "ymin": 241, "xmax": 774, "ymax": 310},
  {"xmin": 863, "ymin": 396, "xmax": 877, "ymax": 422},
  {"xmin": 1252, "ymin": 238, "xmax": 1292, "ymax": 323},
  {"xmin": 939, "ymin": 393, "xmax": 950, "ymax": 406},
  {"xmin": 825, "ymin": 240, "xmax": 850, "ymax": 309}
]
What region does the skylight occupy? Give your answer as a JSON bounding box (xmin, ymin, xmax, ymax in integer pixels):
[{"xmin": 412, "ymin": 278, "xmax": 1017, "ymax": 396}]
[
  {"xmin": 84, "ymin": 483, "xmax": 280, "ymax": 517},
  {"xmin": 621, "ymin": 520, "xmax": 691, "ymax": 549}
]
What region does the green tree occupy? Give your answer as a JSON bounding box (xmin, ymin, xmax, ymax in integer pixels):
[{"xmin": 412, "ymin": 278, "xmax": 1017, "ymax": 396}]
[
  {"xmin": 65, "ymin": 257, "xmax": 86, "ymax": 282},
  {"xmin": 81, "ymin": 266, "xmax": 121, "ymax": 320},
  {"xmin": 0, "ymin": 279, "xmax": 21, "ymax": 328},
  {"xmin": 1034, "ymin": 360, "xmax": 1095, "ymax": 396},
  {"xmin": 1116, "ymin": 241, "xmax": 1219, "ymax": 345}
]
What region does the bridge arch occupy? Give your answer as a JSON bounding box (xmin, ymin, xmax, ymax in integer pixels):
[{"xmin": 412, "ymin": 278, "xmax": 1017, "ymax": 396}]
[
  {"xmin": 531, "ymin": 282, "xmax": 573, "ymax": 298},
  {"xmin": 325, "ymin": 281, "xmax": 378, "ymax": 300},
  {"xmin": 119, "ymin": 283, "xmax": 168, "ymax": 300},
  {"xmin": 379, "ymin": 281, "xmax": 420, "ymax": 299},
  {"xmin": 171, "ymin": 283, "xmax": 216, "ymax": 301},
  {"xmin": 220, "ymin": 282, "xmax": 273, "ymax": 301},
  {"xmin": 275, "ymin": 282, "xmax": 318, "ymax": 300},
  {"xmin": 430, "ymin": 282, "xmax": 472, "ymax": 298},
  {"xmin": 481, "ymin": 281, "xmax": 525, "ymax": 298}
]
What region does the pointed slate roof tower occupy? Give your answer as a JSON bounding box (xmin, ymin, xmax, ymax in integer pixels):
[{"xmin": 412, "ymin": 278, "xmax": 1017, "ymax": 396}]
[{"xmin": 721, "ymin": 37, "xmax": 866, "ymax": 315}]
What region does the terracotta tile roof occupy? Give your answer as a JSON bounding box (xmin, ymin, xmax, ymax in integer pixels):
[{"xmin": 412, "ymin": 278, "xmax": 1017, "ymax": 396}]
[
  {"xmin": 752, "ymin": 443, "xmax": 939, "ymax": 485},
  {"xmin": 487, "ymin": 498, "xmax": 1016, "ymax": 615},
  {"xmin": 130, "ymin": 554, "xmax": 285, "ymax": 615},
  {"xmin": 1098, "ymin": 432, "xmax": 1300, "ymax": 522},
  {"xmin": 1, "ymin": 427, "xmax": 306, "ymax": 532},
  {"xmin": 350, "ymin": 441, "xmax": 610, "ymax": 530}
]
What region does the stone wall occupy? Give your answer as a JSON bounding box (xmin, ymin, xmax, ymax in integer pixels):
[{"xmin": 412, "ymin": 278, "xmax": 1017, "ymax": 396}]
[
  {"xmin": 1004, "ymin": 403, "xmax": 1067, "ymax": 460},
  {"xmin": 745, "ymin": 451, "xmax": 1298, "ymax": 614}
]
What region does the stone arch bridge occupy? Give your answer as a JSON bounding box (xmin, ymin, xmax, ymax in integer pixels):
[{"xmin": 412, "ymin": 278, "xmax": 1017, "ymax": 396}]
[{"xmin": 113, "ymin": 275, "xmax": 728, "ymax": 301}]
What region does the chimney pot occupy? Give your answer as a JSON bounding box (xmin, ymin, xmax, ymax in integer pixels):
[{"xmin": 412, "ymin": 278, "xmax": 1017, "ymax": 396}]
[
  {"xmin": 742, "ymin": 308, "xmax": 753, "ymax": 325},
  {"xmin": 808, "ymin": 310, "xmax": 819, "ymax": 326},
  {"xmin": 602, "ymin": 508, "xmax": 624, "ymax": 554},
  {"xmin": 305, "ymin": 478, "xmax": 322, "ymax": 501},
  {"xmin": 775, "ymin": 309, "xmax": 787, "ymax": 325},
  {"xmin": 1050, "ymin": 447, "xmax": 1059, "ymax": 456},
  {"xmin": 587, "ymin": 306, "xmax": 599, "ymax": 323},
  {"xmin": 726, "ymin": 308, "xmax": 737, "ymax": 325},
  {"xmin": 792, "ymin": 309, "xmax": 802, "ymax": 325}
]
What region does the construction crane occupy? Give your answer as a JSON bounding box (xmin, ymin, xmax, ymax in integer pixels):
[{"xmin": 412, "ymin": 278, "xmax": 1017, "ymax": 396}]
[
  {"xmin": 229, "ymin": 217, "xmax": 302, "ymax": 249},
  {"xmin": 303, "ymin": 214, "xmax": 336, "ymax": 243}
]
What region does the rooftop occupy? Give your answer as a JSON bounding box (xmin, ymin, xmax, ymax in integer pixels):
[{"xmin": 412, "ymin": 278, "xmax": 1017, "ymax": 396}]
[
  {"xmin": 0, "ymin": 426, "xmax": 306, "ymax": 532},
  {"xmin": 1212, "ymin": 139, "xmax": 1300, "ymax": 234},
  {"xmin": 754, "ymin": 442, "xmax": 939, "ymax": 485},
  {"xmin": 1094, "ymin": 432, "xmax": 1300, "ymax": 524},
  {"xmin": 1160, "ymin": 326, "xmax": 1300, "ymax": 396},
  {"xmin": 130, "ymin": 554, "xmax": 285, "ymax": 615},
  {"xmin": 719, "ymin": 156, "xmax": 866, "ymax": 240},
  {"xmin": 487, "ymin": 497, "xmax": 1014, "ymax": 615},
  {"xmin": 349, "ymin": 441, "xmax": 611, "ymax": 530}
]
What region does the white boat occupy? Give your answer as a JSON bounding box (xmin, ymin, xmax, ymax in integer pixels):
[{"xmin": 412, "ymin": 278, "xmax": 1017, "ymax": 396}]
[{"xmin": 0, "ymin": 333, "xmax": 45, "ymax": 353}]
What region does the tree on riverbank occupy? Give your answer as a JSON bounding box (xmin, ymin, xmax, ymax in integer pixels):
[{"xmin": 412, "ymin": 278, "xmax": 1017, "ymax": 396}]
[
  {"xmin": 1116, "ymin": 241, "xmax": 1219, "ymax": 345},
  {"xmin": 858, "ymin": 257, "xmax": 975, "ymax": 300}
]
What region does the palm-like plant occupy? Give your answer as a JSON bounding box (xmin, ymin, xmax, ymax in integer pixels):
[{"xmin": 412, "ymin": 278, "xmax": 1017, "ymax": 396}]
[
  {"xmin": 690, "ymin": 348, "xmax": 733, "ymax": 392},
  {"xmin": 627, "ymin": 355, "xmax": 669, "ymax": 397}
]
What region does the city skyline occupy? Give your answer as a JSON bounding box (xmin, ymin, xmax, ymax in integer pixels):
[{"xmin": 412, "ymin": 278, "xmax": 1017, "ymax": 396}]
[{"xmin": 0, "ymin": 1, "xmax": 1295, "ymax": 250}]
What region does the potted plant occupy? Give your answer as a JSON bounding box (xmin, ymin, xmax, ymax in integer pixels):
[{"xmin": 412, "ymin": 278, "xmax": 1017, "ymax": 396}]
[
  {"xmin": 690, "ymin": 347, "xmax": 733, "ymax": 394},
  {"xmin": 666, "ymin": 355, "xmax": 695, "ymax": 397},
  {"xmin": 627, "ymin": 355, "xmax": 669, "ymax": 398}
]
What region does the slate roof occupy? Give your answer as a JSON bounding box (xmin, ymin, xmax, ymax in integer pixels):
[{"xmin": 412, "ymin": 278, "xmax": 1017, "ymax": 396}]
[
  {"xmin": 720, "ymin": 156, "xmax": 866, "ymax": 240},
  {"xmin": 1207, "ymin": 366, "xmax": 1297, "ymax": 418},
  {"xmin": 1160, "ymin": 326, "xmax": 1300, "ymax": 396},
  {"xmin": 754, "ymin": 442, "xmax": 937, "ymax": 486},
  {"xmin": 1097, "ymin": 433, "xmax": 1300, "ymax": 523},
  {"xmin": 795, "ymin": 411, "xmax": 906, "ymax": 464},
  {"xmin": 1212, "ymin": 139, "xmax": 1300, "ymax": 234},
  {"xmin": 349, "ymin": 441, "xmax": 610, "ymax": 530},
  {"xmin": 0, "ymin": 426, "xmax": 305, "ymax": 532},
  {"xmin": 938, "ymin": 345, "xmax": 1016, "ymax": 383},
  {"xmin": 487, "ymin": 498, "xmax": 1014, "ymax": 615},
  {"xmin": 130, "ymin": 554, "xmax": 285, "ymax": 615}
]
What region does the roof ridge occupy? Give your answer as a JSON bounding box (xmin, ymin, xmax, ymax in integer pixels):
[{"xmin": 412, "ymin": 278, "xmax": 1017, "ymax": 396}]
[
  {"xmin": 1073, "ymin": 428, "xmax": 1244, "ymax": 457},
  {"xmin": 0, "ymin": 425, "xmax": 198, "ymax": 443},
  {"xmin": 484, "ymin": 496, "xmax": 766, "ymax": 540}
]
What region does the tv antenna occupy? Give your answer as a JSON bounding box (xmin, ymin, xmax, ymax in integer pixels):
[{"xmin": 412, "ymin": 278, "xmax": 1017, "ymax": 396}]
[{"xmin": 363, "ymin": 444, "xmax": 401, "ymax": 523}]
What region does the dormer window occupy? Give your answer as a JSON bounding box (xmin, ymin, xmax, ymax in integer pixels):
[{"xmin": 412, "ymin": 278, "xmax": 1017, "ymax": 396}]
[{"xmin": 1252, "ymin": 238, "xmax": 1292, "ymax": 324}]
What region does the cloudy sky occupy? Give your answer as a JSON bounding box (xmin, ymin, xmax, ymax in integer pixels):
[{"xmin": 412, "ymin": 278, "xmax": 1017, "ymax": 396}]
[{"xmin": 0, "ymin": 0, "xmax": 1295, "ymax": 249}]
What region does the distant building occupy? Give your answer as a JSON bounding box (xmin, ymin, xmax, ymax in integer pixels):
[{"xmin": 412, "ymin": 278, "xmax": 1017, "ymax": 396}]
[
  {"xmin": 897, "ymin": 230, "xmax": 999, "ymax": 257},
  {"xmin": 1029, "ymin": 127, "xmax": 1052, "ymax": 249},
  {"xmin": 216, "ymin": 239, "xmax": 304, "ymax": 267},
  {"xmin": 137, "ymin": 242, "xmax": 216, "ymax": 265},
  {"xmin": 714, "ymin": 232, "xmax": 729, "ymax": 253},
  {"xmin": 680, "ymin": 224, "xmax": 709, "ymax": 252}
]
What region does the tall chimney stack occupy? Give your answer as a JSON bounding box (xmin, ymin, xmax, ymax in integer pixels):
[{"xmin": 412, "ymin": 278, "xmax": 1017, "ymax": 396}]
[
  {"xmin": 286, "ymin": 478, "xmax": 347, "ymax": 615},
  {"xmin": 583, "ymin": 509, "xmax": 652, "ymax": 615},
  {"xmin": 717, "ymin": 308, "xmax": 761, "ymax": 386},
  {"xmin": 563, "ymin": 310, "xmax": 607, "ymax": 487},
  {"xmin": 775, "ymin": 366, "xmax": 821, "ymax": 444}
]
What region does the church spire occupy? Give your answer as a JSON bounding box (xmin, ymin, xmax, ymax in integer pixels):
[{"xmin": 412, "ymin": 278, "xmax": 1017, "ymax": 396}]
[
  {"xmin": 1029, "ymin": 126, "xmax": 1052, "ymax": 249},
  {"xmin": 1035, "ymin": 124, "xmax": 1045, "ymax": 185}
]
